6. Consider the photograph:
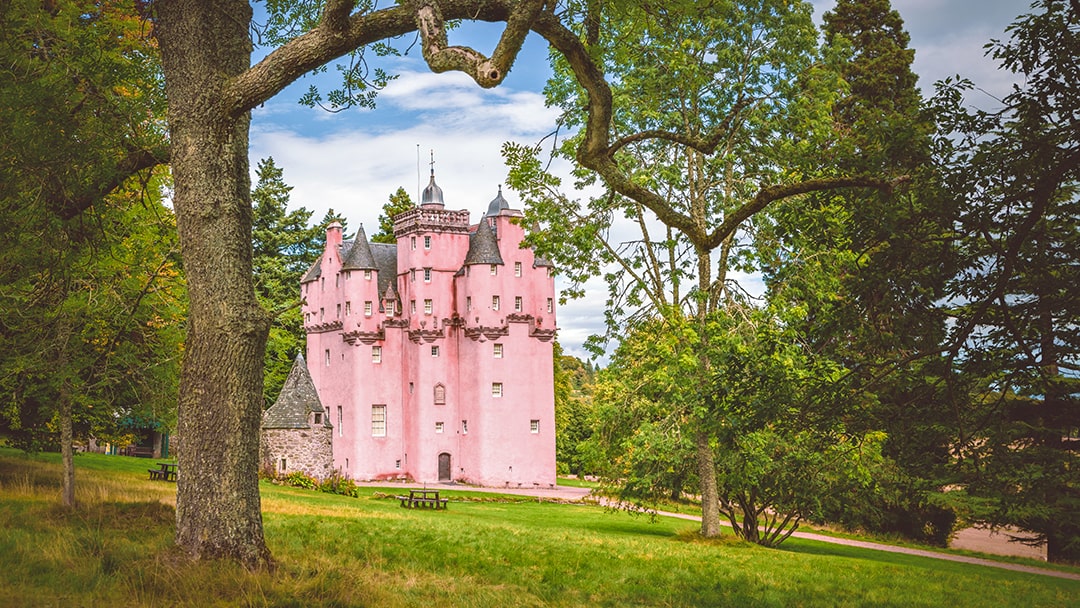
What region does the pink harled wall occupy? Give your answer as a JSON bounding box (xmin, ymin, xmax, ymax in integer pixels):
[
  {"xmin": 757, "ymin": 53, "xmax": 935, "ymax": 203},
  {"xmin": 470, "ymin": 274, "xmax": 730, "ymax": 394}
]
[{"xmin": 301, "ymin": 188, "xmax": 556, "ymax": 488}]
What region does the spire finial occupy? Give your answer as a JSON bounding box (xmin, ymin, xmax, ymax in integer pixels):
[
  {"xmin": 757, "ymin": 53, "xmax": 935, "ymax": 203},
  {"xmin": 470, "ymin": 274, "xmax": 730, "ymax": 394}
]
[{"xmin": 429, "ymin": 149, "xmax": 435, "ymax": 176}]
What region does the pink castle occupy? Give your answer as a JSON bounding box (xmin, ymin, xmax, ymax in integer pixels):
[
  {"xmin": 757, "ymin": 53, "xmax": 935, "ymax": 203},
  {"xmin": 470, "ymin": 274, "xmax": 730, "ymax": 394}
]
[{"xmin": 301, "ymin": 172, "xmax": 558, "ymax": 487}]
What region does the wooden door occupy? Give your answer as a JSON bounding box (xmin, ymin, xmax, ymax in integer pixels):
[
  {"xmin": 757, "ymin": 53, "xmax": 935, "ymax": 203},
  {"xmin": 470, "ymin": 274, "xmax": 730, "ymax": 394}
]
[{"xmin": 438, "ymin": 452, "xmax": 451, "ymax": 481}]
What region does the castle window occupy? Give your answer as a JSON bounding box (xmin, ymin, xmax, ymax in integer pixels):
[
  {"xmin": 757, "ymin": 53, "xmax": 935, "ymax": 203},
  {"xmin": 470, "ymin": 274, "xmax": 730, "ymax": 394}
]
[
  {"xmin": 547, "ymin": 298, "xmax": 554, "ymax": 313},
  {"xmin": 319, "ymin": 307, "xmax": 325, "ymax": 321},
  {"xmin": 411, "ymin": 269, "xmax": 416, "ymax": 282},
  {"xmin": 466, "ymin": 296, "xmax": 472, "ymax": 311},
  {"xmin": 313, "ymin": 412, "xmax": 322, "ymax": 425},
  {"xmin": 434, "ymin": 384, "xmax": 446, "ymax": 405},
  {"xmin": 411, "ymin": 236, "xmax": 416, "ymax": 250},
  {"xmin": 514, "ymin": 296, "xmax": 523, "ymax": 312},
  {"xmin": 424, "ymin": 235, "xmax": 432, "ymax": 249},
  {"xmin": 431, "ymin": 345, "xmax": 440, "ymax": 357},
  {"xmin": 279, "ymin": 458, "xmax": 287, "ymax": 473},
  {"xmin": 364, "ymin": 269, "xmax": 372, "ymax": 280},
  {"xmin": 372, "ymin": 346, "xmax": 382, "ymax": 363},
  {"xmin": 462, "ymin": 420, "xmax": 468, "ymax": 434},
  {"xmin": 321, "ymin": 277, "xmax": 325, "ymax": 291},
  {"xmin": 492, "ymin": 295, "xmax": 500, "ymax": 311},
  {"xmin": 435, "ymin": 421, "xmax": 444, "ymax": 433},
  {"xmin": 365, "ymin": 301, "xmax": 373, "ymax": 316},
  {"xmin": 371, "ymin": 405, "xmax": 386, "ymax": 437},
  {"xmin": 515, "ymin": 261, "xmax": 522, "ymax": 277},
  {"xmin": 409, "ymin": 382, "xmax": 414, "ymax": 394},
  {"xmin": 492, "ymin": 382, "xmax": 503, "ymax": 398},
  {"xmin": 336, "ymin": 303, "xmax": 341, "ymax": 318},
  {"xmin": 493, "ymin": 343, "xmax": 503, "ymax": 358},
  {"xmin": 410, "ymin": 300, "xmax": 416, "ymax": 314},
  {"xmin": 335, "ymin": 274, "xmax": 340, "ymax": 288},
  {"xmin": 424, "ymin": 299, "xmax": 433, "ymax": 315},
  {"xmin": 530, "ymin": 420, "xmax": 539, "ymax": 434},
  {"xmin": 549, "ymin": 267, "xmax": 555, "ymax": 277},
  {"xmin": 325, "ymin": 349, "xmax": 330, "ymax": 367},
  {"xmin": 345, "ymin": 301, "xmax": 351, "ymax": 316},
  {"xmin": 424, "ymin": 267, "xmax": 432, "ymax": 282},
  {"xmin": 490, "ymin": 264, "xmax": 498, "ymax": 276},
  {"xmin": 337, "ymin": 406, "xmax": 342, "ymax": 437}
]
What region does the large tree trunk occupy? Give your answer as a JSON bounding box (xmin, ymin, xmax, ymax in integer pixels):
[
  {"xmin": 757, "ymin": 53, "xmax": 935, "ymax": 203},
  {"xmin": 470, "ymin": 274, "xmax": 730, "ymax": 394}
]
[
  {"xmin": 694, "ymin": 247, "xmax": 722, "ymax": 537},
  {"xmin": 156, "ymin": 0, "xmax": 272, "ymax": 568}
]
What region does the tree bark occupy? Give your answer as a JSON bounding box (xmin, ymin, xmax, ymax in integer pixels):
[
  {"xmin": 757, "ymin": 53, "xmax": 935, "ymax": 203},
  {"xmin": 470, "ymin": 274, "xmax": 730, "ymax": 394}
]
[
  {"xmin": 156, "ymin": 0, "xmax": 272, "ymax": 568},
  {"xmin": 60, "ymin": 392, "xmax": 75, "ymax": 508}
]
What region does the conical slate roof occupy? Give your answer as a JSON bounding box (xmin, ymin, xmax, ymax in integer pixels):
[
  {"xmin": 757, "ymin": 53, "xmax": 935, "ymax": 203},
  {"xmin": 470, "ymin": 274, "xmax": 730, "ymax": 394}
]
[
  {"xmin": 342, "ymin": 225, "xmax": 378, "ymax": 270},
  {"xmin": 463, "ymin": 219, "xmax": 504, "ymax": 266},
  {"xmin": 262, "ymin": 355, "xmax": 328, "ymax": 429}
]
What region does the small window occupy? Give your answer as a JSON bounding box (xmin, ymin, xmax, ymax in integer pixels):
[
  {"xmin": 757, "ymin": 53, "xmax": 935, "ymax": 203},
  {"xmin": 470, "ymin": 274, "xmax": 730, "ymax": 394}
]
[
  {"xmin": 345, "ymin": 301, "xmax": 351, "ymax": 316},
  {"xmin": 325, "ymin": 349, "xmax": 331, "ymax": 367},
  {"xmin": 410, "ymin": 300, "xmax": 416, "ymax": 314},
  {"xmin": 431, "ymin": 345, "xmax": 439, "ymax": 357},
  {"xmin": 490, "ymin": 264, "xmax": 498, "ymax": 276},
  {"xmin": 372, "ymin": 405, "xmax": 386, "ymax": 437},
  {"xmin": 424, "ymin": 267, "xmax": 432, "ymax": 282},
  {"xmin": 335, "ymin": 274, "xmax": 340, "ymax": 288},
  {"xmin": 372, "ymin": 345, "xmax": 382, "ymax": 363},
  {"xmin": 492, "ymin": 295, "xmax": 500, "ymax": 311},
  {"xmin": 424, "ymin": 299, "xmax": 433, "ymax": 314},
  {"xmin": 336, "ymin": 303, "xmax": 341, "ymax": 318},
  {"xmin": 319, "ymin": 307, "xmax": 325, "ymax": 321},
  {"xmin": 514, "ymin": 296, "xmax": 522, "ymax": 312},
  {"xmin": 337, "ymin": 406, "xmax": 342, "ymax": 437},
  {"xmin": 410, "ymin": 269, "xmax": 416, "ymax": 282},
  {"xmin": 365, "ymin": 301, "xmax": 373, "ymax": 316},
  {"xmin": 493, "ymin": 343, "xmax": 503, "ymax": 358},
  {"xmin": 492, "ymin": 382, "xmax": 503, "ymax": 398},
  {"xmin": 530, "ymin": 420, "xmax": 539, "ymax": 434},
  {"xmin": 547, "ymin": 298, "xmax": 554, "ymax": 313},
  {"xmin": 411, "ymin": 236, "xmax": 416, "ymax": 250},
  {"xmin": 514, "ymin": 261, "xmax": 522, "ymax": 277},
  {"xmin": 364, "ymin": 269, "xmax": 372, "ymax": 280},
  {"xmin": 279, "ymin": 458, "xmax": 287, "ymax": 473},
  {"xmin": 466, "ymin": 296, "xmax": 472, "ymax": 311},
  {"xmin": 321, "ymin": 277, "xmax": 325, "ymax": 291},
  {"xmin": 435, "ymin": 421, "xmax": 444, "ymax": 433},
  {"xmin": 462, "ymin": 420, "xmax": 468, "ymax": 434},
  {"xmin": 424, "ymin": 235, "xmax": 432, "ymax": 249},
  {"xmin": 313, "ymin": 412, "xmax": 322, "ymax": 425},
  {"xmin": 395, "ymin": 459, "xmax": 401, "ymax": 469},
  {"xmin": 409, "ymin": 382, "xmax": 414, "ymax": 394},
  {"xmin": 434, "ymin": 384, "xmax": 446, "ymax": 405}
]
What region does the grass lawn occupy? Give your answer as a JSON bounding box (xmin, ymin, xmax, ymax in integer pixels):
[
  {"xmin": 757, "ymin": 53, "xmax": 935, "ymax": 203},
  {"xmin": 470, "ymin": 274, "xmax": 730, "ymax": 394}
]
[{"xmin": 1, "ymin": 448, "xmax": 1077, "ymax": 607}]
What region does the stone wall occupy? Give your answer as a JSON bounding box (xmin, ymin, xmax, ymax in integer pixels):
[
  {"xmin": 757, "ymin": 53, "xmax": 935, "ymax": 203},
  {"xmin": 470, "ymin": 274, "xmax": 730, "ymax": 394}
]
[{"xmin": 261, "ymin": 426, "xmax": 334, "ymax": 481}]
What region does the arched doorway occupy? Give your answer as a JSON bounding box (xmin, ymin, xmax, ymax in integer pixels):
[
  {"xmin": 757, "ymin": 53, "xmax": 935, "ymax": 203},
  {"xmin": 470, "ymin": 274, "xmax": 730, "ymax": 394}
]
[{"xmin": 438, "ymin": 452, "xmax": 451, "ymax": 481}]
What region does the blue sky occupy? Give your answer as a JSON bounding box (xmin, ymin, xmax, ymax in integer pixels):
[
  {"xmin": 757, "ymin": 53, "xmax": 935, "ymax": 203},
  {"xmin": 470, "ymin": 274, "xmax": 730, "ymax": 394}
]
[{"xmin": 248, "ymin": 1, "xmax": 1028, "ymax": 359}]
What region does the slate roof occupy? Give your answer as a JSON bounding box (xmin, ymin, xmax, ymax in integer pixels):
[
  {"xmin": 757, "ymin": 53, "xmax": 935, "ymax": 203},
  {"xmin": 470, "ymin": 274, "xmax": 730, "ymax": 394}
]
[
  {"xmin": 262, "ymin": 355, "xmax": 329, "ymax": 430},
  {"xmin": 463, "ymin": 219, "xmax": 504, "ymax": 266},
  {"xmin": 421, "ymin": 171, "xmax": 445, "ymax": 207},
  {"xmin": 371, "ymin": 243, "xmax": 398, "ymax": 299},
  {"xmin": 341, "ymin": 225, "xmax": 378, "ymax": 270},
  {"xmin": 486, "ymin": 186, "xmax": 511, "ymax": 217}
]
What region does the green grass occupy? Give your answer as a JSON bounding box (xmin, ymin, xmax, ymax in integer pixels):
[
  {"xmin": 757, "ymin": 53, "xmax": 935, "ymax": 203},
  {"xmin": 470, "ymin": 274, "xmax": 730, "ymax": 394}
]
[{"xmin": 1, "ymin": 448, "xmax": 1077, "ymax": 607}]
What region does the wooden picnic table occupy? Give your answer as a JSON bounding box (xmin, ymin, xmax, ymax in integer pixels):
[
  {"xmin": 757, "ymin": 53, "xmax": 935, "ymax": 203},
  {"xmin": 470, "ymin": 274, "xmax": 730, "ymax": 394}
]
[
  {"xmin": 148, "ymin": 462, "xmax": 178, "ymax": 482},
  {"xmin": 397, "ymin": 488, "xmax": 448, "ymax": 509}
]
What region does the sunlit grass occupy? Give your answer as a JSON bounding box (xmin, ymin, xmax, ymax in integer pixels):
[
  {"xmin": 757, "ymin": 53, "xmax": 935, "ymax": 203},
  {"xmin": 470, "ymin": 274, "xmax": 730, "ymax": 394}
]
[{"xmin": 1, "ymin": 448, "xmax": 1077, "ymax": 607}]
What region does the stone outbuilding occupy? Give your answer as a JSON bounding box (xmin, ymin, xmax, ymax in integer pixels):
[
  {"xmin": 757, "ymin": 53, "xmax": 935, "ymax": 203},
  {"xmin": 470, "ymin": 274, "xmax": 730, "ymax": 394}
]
[{"xmin": 260, "ymin": 354, "xmax": 334, "ymax": 480}]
